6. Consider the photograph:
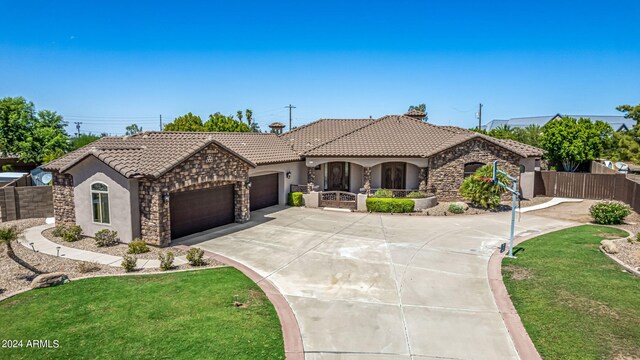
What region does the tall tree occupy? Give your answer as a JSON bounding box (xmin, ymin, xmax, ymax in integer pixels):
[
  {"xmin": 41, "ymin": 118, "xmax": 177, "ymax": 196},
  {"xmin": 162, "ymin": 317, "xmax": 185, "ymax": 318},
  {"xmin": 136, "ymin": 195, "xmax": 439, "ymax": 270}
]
[
  {"xmin": 163, "ymin": 113, "xmax": 204, "ymax": 132},
  {"xmin": 236, "ymin": 110, "xmax": 243, "ymax": 123},
  {"xmin": 125, "ymin": 123, "xmax": 143, "ymax": 135},
  {"xmin": 408, "ymin": 103, "xmax": 428, "ymax": 122},
  {"xmin": 616, "ymin": 104, "xmax": 640, "ymax": 128},
  {"xmin": 608, "ymin": 103, "xmax": 640, "ymax": 163},
  {"xmin": 70, "ymin": 133, "xmax": 101, "ymax": 151},
  {"xmin": 0, "ymin": 96, "xmax": 69, "ymax": 164},
  {"xmin": 204, "ymin": 112, "xmax": 250, "ymax": 132},
  {"xmin": 540, "ymin": 116, "xmax": 613, "ymax": 172}
]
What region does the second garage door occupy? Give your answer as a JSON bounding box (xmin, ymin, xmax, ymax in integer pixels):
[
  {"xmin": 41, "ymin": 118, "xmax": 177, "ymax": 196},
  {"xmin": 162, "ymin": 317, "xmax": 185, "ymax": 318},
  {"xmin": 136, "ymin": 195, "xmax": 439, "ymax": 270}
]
[
  {"xmin": 250, "ymin": 174, "xmax": 279, "ymax": 211},
  {"xmin": 169, "ymin": 185, "xmax": 234, "ymax": 240}
]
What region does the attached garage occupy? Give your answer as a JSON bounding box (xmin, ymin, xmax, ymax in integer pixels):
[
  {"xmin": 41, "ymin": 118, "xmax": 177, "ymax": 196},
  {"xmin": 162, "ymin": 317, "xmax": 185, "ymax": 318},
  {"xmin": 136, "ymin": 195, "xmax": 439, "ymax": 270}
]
[
  {"xmin": 250, "ymin": 173, "xmax": 279, "ymax": 211},
  {"xmin": 169, "ymin": 185, "xmax": 235, "ymax": 240}
]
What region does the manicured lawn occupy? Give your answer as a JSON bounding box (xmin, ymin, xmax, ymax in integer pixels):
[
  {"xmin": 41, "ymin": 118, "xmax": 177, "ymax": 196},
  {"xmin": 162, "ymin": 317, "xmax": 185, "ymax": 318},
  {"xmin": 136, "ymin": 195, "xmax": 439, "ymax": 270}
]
[
  {"xmin": 503, "ymin": 225, "xmax": 640, "ymax": 360},
  {"xmin": 0, "ymin": 268, "xmax": 284, "ymax": 359}
]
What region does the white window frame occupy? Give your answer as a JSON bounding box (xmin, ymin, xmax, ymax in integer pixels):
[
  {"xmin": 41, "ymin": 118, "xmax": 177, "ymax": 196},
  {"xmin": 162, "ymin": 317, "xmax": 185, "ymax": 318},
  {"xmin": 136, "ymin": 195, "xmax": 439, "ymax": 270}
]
[{"xmin": 90, "ymin": 181, "xmax": 111, "ymax": 225}]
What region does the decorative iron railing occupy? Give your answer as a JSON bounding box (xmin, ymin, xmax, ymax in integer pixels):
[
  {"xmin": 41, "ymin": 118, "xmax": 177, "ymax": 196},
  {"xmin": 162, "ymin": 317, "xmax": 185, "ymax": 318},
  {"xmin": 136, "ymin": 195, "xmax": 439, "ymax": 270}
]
[
  {"xmin": 319, "ymin": 191, "xmax": 357, "ymax": 209},
  {"xmin": 289, "ymin": 184, "xmax": 320, "ymax": 194}
]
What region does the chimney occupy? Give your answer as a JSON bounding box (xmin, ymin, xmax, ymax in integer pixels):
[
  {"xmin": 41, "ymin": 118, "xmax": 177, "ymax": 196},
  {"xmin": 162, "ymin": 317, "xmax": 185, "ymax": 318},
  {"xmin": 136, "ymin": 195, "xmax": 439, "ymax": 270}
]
[
  {"xmin": 269, "ymin": 122, "xmax": 286, "ymax": 135},
  {"xmin": 404, "ymin": 109, "xmax": 426, "ymax": 121}
]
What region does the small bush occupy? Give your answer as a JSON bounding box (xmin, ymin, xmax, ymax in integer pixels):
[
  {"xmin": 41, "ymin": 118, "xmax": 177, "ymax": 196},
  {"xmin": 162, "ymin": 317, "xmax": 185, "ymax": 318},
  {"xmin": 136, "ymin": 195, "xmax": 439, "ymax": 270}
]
[
  {"xmin": 372, "ymin": 189, "xmax": 393, "ymax": 198},
  {"xmin": 406, "ymin": 191, "xmax": 426, "ymax": 199},
  {"xmin": 77, "ymin": 262, "xmax": 101, "ymax": 273},
  {"xmin": 637, "ymin": 232, "xmax": 640, "ymax": 242},
  {"xmin": 94, "ymin": 229, "xmax": 119, "ymax": 247},
  {"xmin": 62, "ymin": 225, "xmax": 83, "ymax": 242},
  {"xmin": 448, "ymin": 203, "xmax": 465, "ymax": 214},
  {"xmin": 459, "ymin": 164, "xmax": 509, "ymax": 209},
  {"xmin": 127, "ymin": 240, "xmax": 150, "ymax": 254},
  {"xmin": 121, "ymin": 254, "xmax": 137, "ymax": 272},
  {"xmin": 186, "ymin": 248, "xmax": 206, "ymax": 266},
  {"xmin": 366, "ymin": 198, "xmax": 415, "ymax": 213},
  {"xmin": 158, "ymin": 252, "xmax": 175, "ymax": 271},
  {"xmin": 0, "ymin": 226, "xmax": 18, "ymax": 242},
  {"xmin": 287, "ymin": 192, "xmax": 303, "ymax": 206},
  {"xmin": 52, "ymin": 225, "xmax": 67, "ymax": 237},
  {"xmin": 589, "ymin": 201, "xmax": 631, "ymax": 225}
]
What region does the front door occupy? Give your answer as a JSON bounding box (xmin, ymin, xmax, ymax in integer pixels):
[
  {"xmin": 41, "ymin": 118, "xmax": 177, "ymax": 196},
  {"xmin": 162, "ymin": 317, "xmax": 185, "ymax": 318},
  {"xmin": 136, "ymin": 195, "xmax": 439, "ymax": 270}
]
[
  {"xmin": 326, "ymin": 162, "xmax": 348, "ymax": 191},
  {"xmin": 382, "ymin": 163, "xmax": 406, "ymax": 189}
]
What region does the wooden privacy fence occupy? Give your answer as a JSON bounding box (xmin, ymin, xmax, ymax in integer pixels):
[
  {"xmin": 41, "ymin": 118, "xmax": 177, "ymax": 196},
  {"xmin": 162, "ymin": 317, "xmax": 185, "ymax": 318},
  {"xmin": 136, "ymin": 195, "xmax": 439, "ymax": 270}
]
[{"xmin": 534, "ymin": 171, "xmax": 639, "ymax": 212}]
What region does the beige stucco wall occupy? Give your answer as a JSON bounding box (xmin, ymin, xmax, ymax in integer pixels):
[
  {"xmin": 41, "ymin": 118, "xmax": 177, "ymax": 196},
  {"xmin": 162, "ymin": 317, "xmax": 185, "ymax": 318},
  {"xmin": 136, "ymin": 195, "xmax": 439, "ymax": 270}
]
[
  {"xmin": 66, "ymin": 157, "xmax": 140, "ymax": 243},
  {"xmin": 406, "ymin": 164, "xmax": 420, "ymax": 189},
  {"xmin": 249, "ymin": 161, "xmax": 305, "ymax": 205},
  {"xmin": 350, "ymin": 163, "xmax": 363, "ymax": 192}
]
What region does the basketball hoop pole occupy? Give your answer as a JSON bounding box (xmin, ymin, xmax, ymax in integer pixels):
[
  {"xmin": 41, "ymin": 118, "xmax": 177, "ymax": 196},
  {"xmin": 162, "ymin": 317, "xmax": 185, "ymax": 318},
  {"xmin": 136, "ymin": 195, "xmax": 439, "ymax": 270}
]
[{"xmin": 492, "ymin": 160, "xmax": 520, "ymax": 258}]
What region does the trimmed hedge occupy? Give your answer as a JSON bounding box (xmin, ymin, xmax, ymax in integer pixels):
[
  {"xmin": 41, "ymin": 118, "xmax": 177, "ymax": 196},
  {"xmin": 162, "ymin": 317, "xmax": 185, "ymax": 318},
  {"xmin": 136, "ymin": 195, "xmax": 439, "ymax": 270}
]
[
  {"xmin": 366, "ymin": 198, "xmax": 415, "ymax": 213},
  {"xmin": 589, "ymin": 201, "xmax": 631, "ymax": 225},
  {"xmin": 287, "ymin": 192, "xmax": 303, "ymax": 206}
]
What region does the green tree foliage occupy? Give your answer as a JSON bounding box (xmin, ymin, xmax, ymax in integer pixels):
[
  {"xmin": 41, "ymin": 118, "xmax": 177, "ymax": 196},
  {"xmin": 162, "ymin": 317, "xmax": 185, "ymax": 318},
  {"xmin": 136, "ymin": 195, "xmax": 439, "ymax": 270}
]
[
  {"xmin": 0, "ymin": 96, "xmax": 69, "ymax": 164},
  {"xmin": 125, "ymin": 123, "xmax": 143, "ymax": 135},
  {"xmin": 473, "ymin": 124, "xmax": 542, "ymax": 148},
  {"xmin": 408, "ymin": 103, "xmax": 428, "ymax": 122},
  {"xmin": 539, "ymin": 116, "xmax": 613, "ymax": 172},
  {"xmin": 459, "ymin": 163, "xmax": 510, "ymax": 209},
  {"xmin": 608, "ymin": 104, "xmax": 640, "ymax": 163},
  {"xmin": 204, "ymin": 112, "xmax": 250, "ymax": 132},
  {"xmin": 70, "ymin": 133, "xmax": 101, "ymax": 151},
  {"xmin": 616, "ymin": 104, "xmax": 640, "ymax": 127},
  {"xmin": 163, "ymin": 112, "xmax": 204, "ymax": 132}
]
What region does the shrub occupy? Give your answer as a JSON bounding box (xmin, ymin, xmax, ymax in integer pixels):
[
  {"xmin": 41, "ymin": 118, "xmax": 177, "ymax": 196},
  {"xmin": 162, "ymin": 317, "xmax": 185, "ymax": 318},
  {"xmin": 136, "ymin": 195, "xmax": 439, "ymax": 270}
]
[
  {"xmin": 0, "ymin": 226, "xmax": 18, "ymax": 242},
  {"xmin": 459, "ymin": 164, "xmax": 509, "ymax": 209},
  {"xmin": 158, "ymin": 252, "xmax": 175, "ymax": 271},
  {"xmin": 366, "ymin": 198, "xmax": 415, "ymax": 213},
  {"xmin": 52, "ymin": 225, "xmax": 67, "ymax": 238},
  {"xmin": 121, "ymin": 254, "xmax": 137, "ymax": 272},
  {"xmin": 127, "ymin": 240, "xmax": 150, "ymax": 254},
  {"xmin": 62, "ymin": 225, "xmax": 83, "ymax": 242},
  {"xmin": 589, "ymin": 201, "xmax": 631, "ymax": 225},
  {"xmin": 637, "ymin": 232, "xmax": 640, "ymax": 242},
  {"xmin": 406, "ymin": 191, "xmax": 426, "ymax": 199},
  {"xmin": 287, "ymin": 192, "xmax": 303, "ymax": 206},
  {"xmin": 77, "ymin": 262, "xmax": 101, "ymax": 273},
  {"xmin": 94, "ymin": 229, "xmax": 119, "ymax": 247},
  {"xmin": 372, "ymin": 189, "xmax": 393, "ymax": 198},
  {"xmin": 448, "ymin": 203, "xmax": 465, "ymax": 214},
  {"xmin": 186, "ymin": 248, "xmax": 206, "ymax": 266}
]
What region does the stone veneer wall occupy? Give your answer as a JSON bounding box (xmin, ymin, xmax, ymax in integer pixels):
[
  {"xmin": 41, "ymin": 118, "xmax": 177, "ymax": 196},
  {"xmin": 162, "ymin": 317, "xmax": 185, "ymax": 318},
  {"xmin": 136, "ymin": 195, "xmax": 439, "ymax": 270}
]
[
  {"xmin": 427, "ymin": 139, "xmax": 520, "ymax": 201},
  {"xmin": 138, "ymin": 144, "xmax": 251, "ymax": 246},
  {"xmin": 52, "ymin": 173, "xmax": 75, "ymax": 225}
]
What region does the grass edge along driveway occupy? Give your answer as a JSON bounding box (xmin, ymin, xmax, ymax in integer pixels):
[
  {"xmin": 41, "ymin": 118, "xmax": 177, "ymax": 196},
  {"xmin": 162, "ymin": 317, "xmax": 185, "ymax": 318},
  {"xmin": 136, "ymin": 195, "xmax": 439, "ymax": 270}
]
[
  {"xmin": 0, "ymin": 268, "xmax": 284, "ymax": 360},
  {"xmin": 503, "ymin": 225, "xmax": 639, "ymax": 360}
]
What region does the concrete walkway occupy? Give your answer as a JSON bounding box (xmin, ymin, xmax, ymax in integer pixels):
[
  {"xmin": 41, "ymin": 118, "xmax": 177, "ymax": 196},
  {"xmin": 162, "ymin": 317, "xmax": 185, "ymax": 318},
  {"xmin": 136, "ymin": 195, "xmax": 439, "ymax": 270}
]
[
  {"xmin": 177, "ymin": 206, "xmax": 577, "ymax": 360},
  {"xmin": 517, "ymin": 197, "xmax": 583, "ymax": 213},
  {"xmin": 19, "ymin": 224, "xmax": 188, "ymax": 268}
]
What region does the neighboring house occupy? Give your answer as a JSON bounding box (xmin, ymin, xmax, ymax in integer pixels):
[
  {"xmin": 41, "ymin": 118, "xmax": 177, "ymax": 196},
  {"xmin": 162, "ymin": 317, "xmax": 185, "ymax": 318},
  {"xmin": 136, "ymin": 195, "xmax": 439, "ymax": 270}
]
[
  {"xmin": 43, "ymin": 111, "xmax": 544, "ymax": 246},
  {"xmin": 483, "ymin": 114, "xmax": 634, "ymax": 132}
]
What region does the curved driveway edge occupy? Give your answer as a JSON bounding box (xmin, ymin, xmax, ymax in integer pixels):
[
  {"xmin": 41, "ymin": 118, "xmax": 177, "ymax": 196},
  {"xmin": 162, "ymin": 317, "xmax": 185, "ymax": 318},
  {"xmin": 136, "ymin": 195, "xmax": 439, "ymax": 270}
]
[{"xmin": 175, "ymin": 245, "xmax": 304, "ymax": 360}]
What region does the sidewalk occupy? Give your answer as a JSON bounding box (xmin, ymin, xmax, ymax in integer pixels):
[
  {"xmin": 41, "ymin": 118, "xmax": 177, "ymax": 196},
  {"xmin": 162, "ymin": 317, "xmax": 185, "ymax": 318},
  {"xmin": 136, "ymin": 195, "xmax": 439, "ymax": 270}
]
[{"xmin": 19, "ymin": 224, "xmax": 188, "ymax": 268}]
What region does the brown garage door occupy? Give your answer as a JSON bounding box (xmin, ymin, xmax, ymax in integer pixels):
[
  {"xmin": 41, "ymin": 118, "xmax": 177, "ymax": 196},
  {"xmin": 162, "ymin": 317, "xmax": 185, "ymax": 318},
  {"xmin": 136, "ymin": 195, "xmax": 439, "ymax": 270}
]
[
  {"xmin": 170, "ymin": 185, "xmax": 234, "ymax": 240},
  {"xmin": 250, "ymin": 174, "xmax": 279, "ymax": 211}
]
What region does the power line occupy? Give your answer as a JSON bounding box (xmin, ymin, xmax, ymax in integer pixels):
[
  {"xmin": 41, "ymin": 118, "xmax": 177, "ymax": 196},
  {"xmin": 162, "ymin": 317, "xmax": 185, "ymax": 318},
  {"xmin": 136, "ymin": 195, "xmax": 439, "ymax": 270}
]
[{"xmin": 285, "ymin": 104, "xmax": 296, "ymax": 131}]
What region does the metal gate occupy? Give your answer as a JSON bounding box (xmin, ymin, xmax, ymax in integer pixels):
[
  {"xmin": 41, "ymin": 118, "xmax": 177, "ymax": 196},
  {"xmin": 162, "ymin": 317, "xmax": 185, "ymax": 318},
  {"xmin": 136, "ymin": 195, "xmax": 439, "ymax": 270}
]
[{"xmin": 319, "ymin": 191, "xmax": 356, "ymax": 209}]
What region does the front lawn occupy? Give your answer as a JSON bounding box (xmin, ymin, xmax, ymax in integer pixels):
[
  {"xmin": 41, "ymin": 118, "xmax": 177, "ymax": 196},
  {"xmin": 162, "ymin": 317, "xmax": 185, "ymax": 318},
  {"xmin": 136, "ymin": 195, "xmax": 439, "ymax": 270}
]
[
  {"xmin": 503, "ymin": 225, "xmax": 640, "ymax": 359},
  {"xmin": 0, "ymin": 268, "xmax": 284, "ymax": 359}
]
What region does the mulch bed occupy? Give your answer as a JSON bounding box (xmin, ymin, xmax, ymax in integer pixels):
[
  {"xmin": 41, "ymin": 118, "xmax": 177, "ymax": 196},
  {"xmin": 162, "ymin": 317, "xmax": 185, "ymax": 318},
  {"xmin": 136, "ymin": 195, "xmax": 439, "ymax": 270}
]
[{"xmin": 0, "ymin": 219, "xmax": 223, "ymax": 298}]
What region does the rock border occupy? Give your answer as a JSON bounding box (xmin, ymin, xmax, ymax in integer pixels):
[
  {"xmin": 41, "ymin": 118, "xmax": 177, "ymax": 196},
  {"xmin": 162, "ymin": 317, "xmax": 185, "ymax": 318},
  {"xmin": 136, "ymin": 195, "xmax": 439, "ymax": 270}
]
[{"xmin": 175, "ymin": 245, "xmax": 304, "ymax": 360}]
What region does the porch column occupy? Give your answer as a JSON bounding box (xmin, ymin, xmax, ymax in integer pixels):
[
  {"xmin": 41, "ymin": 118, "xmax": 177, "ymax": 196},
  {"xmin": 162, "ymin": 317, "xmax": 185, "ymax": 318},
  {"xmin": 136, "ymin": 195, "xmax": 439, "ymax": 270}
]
[
  {"xmin": 307, "ymin": 166, "xmax": 316, "ymax": 192},
  {"xmin": 419, "ymin": 167, "xmax": 428, "ymax": 193},
  {"xmin": 362, "ymin": 166, "xmax": 372, "ymax": 195}
]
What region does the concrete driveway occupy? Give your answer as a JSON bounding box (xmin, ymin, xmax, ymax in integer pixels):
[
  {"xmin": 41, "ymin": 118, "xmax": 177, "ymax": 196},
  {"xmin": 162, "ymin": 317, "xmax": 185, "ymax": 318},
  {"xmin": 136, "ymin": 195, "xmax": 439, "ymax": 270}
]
[{"xmin": 178, "ymin": 206, "xmax": 575, "ymax": 360}]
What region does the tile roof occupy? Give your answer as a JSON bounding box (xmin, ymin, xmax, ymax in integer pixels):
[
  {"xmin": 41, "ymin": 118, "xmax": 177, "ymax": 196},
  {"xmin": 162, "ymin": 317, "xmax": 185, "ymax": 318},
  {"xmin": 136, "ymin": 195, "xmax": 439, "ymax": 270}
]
[
  {"xmin": 301, "ymin": 115, "xmax": 544, "ymax": 158},
  {"xmin": 484, "ymin": 114, "xmax": 634, "ymax": 132},
  {"xmin": 280, "ymin": 118, "xmax": 374, "ymax": 153},
  {"xmin": 404, "ymin": 109, "xmax": 426, "ymax": 117},
  {"xmin": 43, "ymin": 132, "xmax": 301, "ymax": 178}
]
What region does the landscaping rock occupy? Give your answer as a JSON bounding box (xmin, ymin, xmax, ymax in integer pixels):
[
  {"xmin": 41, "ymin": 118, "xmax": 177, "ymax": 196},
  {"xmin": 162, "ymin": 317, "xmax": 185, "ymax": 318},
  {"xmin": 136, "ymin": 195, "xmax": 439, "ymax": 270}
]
[
  {"xmin": 30, "ymin": 272, "xmax": 69, "ymax": 289},
  {"xmin": 601, "ymin": 240, "xmax": 619, "ymax": 254}
]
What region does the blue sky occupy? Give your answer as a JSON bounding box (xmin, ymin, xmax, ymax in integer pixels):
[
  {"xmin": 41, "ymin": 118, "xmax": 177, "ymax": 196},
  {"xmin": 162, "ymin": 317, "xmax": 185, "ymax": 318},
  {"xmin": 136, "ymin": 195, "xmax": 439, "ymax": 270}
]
[{"xmin": 1, "ymin": 1, "xmax": 639, "ymax": 135}]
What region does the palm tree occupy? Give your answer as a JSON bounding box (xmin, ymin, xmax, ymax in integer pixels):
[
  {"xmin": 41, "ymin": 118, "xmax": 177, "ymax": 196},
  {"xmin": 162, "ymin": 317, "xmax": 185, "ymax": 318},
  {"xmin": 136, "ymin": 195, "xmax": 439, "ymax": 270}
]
[{"xmin": 0, "ymin": 227, "xmax": 41, "ymax": 274}]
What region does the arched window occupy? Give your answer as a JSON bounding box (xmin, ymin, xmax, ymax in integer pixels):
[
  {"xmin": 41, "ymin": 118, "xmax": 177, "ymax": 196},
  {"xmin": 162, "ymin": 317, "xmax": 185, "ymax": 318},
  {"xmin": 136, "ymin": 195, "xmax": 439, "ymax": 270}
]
[
  {"xmin": 464, "ymin": 162, "xmax": 485, "ymax": 178},
  {"xmin": 91, "ymin": 182, "xmax": 110, "ymax": 224}
]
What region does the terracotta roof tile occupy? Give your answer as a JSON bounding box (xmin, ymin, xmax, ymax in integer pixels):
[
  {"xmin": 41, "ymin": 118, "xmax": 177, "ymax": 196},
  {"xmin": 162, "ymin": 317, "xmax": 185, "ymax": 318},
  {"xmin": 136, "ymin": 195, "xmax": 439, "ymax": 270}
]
[
  {"xmin": 43, "ymin": 132, "xmax": 301, "ymax": 178},
  {"xmin": 280, "ymin": 118, "xmax": 373, "ymax": 153}
]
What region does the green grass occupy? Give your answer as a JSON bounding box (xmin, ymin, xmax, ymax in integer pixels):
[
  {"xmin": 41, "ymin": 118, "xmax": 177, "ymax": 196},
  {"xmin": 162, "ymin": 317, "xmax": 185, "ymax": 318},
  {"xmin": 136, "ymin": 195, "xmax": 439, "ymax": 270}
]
[
  {"xmin": 503, "ymin": 225, "xmax": 639, "ymax": 360},
  {"xmin": 0, "ymin": 268, "xmax": 284, "ymax": 360}
]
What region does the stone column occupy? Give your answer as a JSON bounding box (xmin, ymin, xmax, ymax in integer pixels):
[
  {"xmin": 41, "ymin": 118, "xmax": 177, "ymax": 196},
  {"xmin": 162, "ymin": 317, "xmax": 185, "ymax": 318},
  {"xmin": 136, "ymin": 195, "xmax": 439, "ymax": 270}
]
[
  {"xmin": 234, "ymin": 181, "xmax": 250, "ymax": 223},
  {"xmin": 52, "ymin": 173, "xmax": 76, "ymax": 225},
  {"xmin": 362, "ymin": 166, "xmax": 372, "ymax": 195},
  {"xmin": 307, "ymin": 166, "xmax": 316, "ymax": 192},
  {"xmin": 418, "ymin": 167, "xmax": 428, "ymax": 193}
]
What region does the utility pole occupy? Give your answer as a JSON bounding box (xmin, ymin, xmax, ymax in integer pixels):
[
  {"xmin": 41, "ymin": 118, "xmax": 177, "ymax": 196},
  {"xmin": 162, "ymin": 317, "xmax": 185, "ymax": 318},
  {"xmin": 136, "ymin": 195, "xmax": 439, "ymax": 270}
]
[
  {"xmin": 285, "ymin": 104, "xmax": 296, "ymax": 131},
  {"xmin": 159, "ymin": 114, "xmax": 163, "ymax": 131},
  {"xmin": 74, "ymin": 122, "xmax": 82, "ymax": 137},
  {"xmin": 476, "ymin": 103, "xmax": 483, "ymax": 130}
]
